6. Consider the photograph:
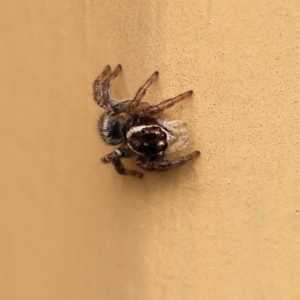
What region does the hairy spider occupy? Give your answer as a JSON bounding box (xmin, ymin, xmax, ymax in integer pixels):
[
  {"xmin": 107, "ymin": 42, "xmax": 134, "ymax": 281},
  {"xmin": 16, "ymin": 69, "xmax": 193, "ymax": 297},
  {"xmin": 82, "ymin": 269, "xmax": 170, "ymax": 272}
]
[{"xmin": 93, "ymin": 64, "xmax": 200, "ymax": 178}]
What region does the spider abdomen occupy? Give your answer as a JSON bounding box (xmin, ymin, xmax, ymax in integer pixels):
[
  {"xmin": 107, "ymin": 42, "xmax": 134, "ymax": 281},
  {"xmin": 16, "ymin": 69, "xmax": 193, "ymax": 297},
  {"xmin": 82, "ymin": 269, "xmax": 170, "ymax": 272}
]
[{"xmin": 98, "ymin": 113, "xmax": 125, "ymax": 145}]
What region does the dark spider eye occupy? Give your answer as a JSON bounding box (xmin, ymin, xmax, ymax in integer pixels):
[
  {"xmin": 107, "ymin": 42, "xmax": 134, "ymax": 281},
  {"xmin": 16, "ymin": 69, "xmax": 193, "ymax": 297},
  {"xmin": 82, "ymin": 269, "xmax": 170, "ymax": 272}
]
[{"xmin": 142, "ymin": 128, "xmax": 146, "ymax": 133}]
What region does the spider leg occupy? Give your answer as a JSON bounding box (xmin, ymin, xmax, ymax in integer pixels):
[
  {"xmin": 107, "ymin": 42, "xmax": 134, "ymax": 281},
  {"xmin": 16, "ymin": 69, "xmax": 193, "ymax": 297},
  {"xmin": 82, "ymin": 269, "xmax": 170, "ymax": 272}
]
[
  {"xmin": 101, "ymin": 145, "xmax": 143, "ymax": 178},
  {"xmin": 109, "ymin": 64, "xmax": 122, "ymax": 79},
  {"xmin": 93, "ymin": 64, "xmax": 122, "ymax": 113},
  {"xmin": 130, "ymin": 71, "xmax": 159, "ymax": 110},
  {"xmin": 93, "ymin": 65, "xmax": 111, "ymax": 106},
  {"xmin": 143, "ymin": 90, "xmax": 193, "ymax": 115},
  {"xmin": 136, "ymin": 151, "xmax": 200, "ymax": 172}
]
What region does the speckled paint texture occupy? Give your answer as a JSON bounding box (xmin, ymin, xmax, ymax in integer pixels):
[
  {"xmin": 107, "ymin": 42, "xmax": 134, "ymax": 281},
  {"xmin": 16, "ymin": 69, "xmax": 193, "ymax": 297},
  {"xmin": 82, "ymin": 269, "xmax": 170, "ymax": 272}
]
[{"xmin": 1, "ymin": 0, "xmax": 300, "ymax": 299}]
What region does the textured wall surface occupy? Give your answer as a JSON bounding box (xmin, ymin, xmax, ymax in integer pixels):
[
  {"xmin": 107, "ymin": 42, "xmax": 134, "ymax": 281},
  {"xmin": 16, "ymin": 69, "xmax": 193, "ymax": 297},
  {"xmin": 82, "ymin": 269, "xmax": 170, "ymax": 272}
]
[{"xmin": 1, "ymin": 0, "xmax": 300, "ymax": 299}]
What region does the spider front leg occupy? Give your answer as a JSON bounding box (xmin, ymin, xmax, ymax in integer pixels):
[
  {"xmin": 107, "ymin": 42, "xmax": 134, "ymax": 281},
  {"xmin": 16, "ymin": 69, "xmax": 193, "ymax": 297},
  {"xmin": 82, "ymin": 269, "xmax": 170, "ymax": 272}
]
[
  {"xmin": 136, "ymin": 151, "xmax": 200, "ymax": 172},
  {"xmin": 129, "ymin": 71, "xmax": 159, "ymax": 111},
  {"xmin": 143, "ymin": 90, "xmax": 193, "ymax": 115},
  {"xmin": 93, "ymin": 64, "xmax": 122, "ymax": 113},
  {"xmin": 106, "ymin": 70, "xmax": 159, "ymax": 116},
  {"xmin": 101, "ymin": 145, "xmax": 143, "ymax": 178}
]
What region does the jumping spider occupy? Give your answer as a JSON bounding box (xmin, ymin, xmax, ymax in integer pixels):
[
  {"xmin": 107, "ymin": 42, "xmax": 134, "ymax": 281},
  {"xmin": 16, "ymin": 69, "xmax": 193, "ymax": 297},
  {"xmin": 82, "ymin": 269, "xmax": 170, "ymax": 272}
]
[{"xmin": 93, "ymin": 64, "xmax": 200, "ymax": 178}]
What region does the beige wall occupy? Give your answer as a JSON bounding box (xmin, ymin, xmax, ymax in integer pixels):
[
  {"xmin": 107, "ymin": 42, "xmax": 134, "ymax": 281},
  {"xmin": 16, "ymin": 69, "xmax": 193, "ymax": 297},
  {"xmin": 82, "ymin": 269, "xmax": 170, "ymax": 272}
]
[{"xmin": 1, "ymin": 1, "xmax": 300, "ymax": 299}]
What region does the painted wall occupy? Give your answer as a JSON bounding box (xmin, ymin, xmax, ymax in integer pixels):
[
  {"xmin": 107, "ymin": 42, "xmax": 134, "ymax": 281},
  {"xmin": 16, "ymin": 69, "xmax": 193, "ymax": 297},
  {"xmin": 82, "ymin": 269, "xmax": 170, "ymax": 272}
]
[{"xmin": 1, "ymin": 0, "xmax": 300, "ymax": 299}]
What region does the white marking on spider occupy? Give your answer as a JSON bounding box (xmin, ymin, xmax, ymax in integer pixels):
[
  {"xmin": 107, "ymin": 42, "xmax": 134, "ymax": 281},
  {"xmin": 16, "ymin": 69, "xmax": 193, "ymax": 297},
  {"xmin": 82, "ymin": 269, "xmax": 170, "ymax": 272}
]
[
  {"xmin": 114, "ymin": 149, "xmax": 122, "ymax": 156},
  {"xmin": 126, "ymin": 125, "xmax": 171, "ymax": 141}
]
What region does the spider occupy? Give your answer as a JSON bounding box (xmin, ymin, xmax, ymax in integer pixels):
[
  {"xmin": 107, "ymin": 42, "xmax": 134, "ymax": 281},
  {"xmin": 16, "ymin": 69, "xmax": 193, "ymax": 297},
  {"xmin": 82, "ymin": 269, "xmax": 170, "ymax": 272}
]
[{"xmin": 93, "ymin": 64, "xmax": 200, "ymax": 178}]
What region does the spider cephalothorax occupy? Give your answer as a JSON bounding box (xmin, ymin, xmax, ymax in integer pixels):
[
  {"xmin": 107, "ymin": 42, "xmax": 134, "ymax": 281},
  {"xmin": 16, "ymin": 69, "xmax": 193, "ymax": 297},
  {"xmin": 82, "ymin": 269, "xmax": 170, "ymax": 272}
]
[{"xmin": 93, "ymin": 64, "xmax": 200, "ymax": 178}]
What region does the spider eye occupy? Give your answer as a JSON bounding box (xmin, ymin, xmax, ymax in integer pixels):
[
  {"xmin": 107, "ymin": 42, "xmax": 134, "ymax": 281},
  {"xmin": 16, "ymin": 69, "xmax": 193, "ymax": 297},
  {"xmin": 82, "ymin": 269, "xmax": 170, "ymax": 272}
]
[{"xmin": 142, "ymin": 128, "xmax": 146, "ymax": 133}]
